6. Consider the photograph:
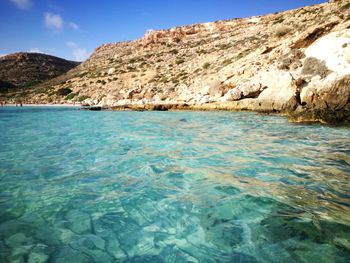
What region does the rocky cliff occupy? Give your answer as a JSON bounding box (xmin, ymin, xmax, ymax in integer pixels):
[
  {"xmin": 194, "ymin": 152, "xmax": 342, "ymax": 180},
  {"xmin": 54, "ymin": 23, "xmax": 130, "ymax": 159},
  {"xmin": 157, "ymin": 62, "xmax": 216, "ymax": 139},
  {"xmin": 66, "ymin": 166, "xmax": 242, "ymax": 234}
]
[
  {"xmin": 11, "ymin": 0, "xmax": 350, "ymax": 123},
  {"xmin": 0, "ymin": 52, "xmax": 79, "ymax": 95}
]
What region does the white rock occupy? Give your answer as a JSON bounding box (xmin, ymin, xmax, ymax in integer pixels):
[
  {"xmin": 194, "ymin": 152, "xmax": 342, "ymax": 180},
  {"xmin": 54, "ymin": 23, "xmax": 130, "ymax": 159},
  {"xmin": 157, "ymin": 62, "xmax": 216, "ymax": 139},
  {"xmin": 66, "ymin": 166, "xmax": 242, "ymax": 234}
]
[
  {"xmin": 108, "ymin": 68, "xmax": 116, "ymax": 75},
  {"xmin": 207, "ymin": 80, "xmax": 223, "ymax": 98},
  {"xmin": 257, "ymin": 70, "xmax": 297, "ymax": 110},
  {"xmin": 345, "ymin": 47, "xmax": 350, "ymax": 63},
  {"xmin": 199, "ymin": 95, "xmax": 211, "ymax": 104},
  {"xmin": 98, "ymin": 94, "xmax": 117, "ymax": 107},
  {"xmin": 82, "ymin": 98, "xmax": 95, "ymax": 106},
  {"xmin": 305, "ymin": 29, "xmax": 350, "ymax": 76},
  {"xmin": 223, "ymin": 88, "xmax": 242, "ymax": 101},
  {"xmin": 248, "ymin": 17, "xmax": 261, "ymax": 24},
  {"xmin": 237, "ymin": 80, "xmax": 263, "ymax": 97},
  {"xmin": 114, "ymin": 99, "xmax": 131, "ymax": 106},
  {"xmin": 199, "ymin": 85, "xmax": 210, "ymax": 95}
]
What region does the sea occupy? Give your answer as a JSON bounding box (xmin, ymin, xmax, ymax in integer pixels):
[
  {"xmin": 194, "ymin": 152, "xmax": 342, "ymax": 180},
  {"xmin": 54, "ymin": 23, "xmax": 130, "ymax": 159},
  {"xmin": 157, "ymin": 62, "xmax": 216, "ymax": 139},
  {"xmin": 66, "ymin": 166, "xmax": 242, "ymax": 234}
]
[{"xmin": 0, "ymin": 106, "xmax": 349, "ymax": 262}]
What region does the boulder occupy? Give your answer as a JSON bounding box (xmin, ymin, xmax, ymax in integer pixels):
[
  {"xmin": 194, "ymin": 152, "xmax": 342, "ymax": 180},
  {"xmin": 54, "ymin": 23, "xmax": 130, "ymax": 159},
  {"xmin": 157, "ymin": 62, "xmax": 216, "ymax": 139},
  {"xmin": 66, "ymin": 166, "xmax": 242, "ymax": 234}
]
[
  {"xmin": 82, "ymin": 98, "xmax": 97, "ymax": 106},
  {"xmin": 300, "ymin": 75, "xmax": 350, "ymax": 110},
  {"xmin": 99, "ymin": 94, "xmax": 117, "ymax": 107},
  {"xmin": 108, "ymin": 68, "xmax": 116, "ymax": 75},
  {"xmin": 222, "ymin": 88, "xmax": 242, "ymax": 101},
  {"xmin": 237, "ymin": 81, "xmax": 265, "ymax": 98},
  {"xmin": 207, "ymin": 80, "xmax": 224, "ymax": 98},
  {"xmin": 292, "ymin": 75, "xmax": 350, "ymax": 123},
  {"xmin": 256, "ymin": 70, "xmax": 298, "ymax": 111}
]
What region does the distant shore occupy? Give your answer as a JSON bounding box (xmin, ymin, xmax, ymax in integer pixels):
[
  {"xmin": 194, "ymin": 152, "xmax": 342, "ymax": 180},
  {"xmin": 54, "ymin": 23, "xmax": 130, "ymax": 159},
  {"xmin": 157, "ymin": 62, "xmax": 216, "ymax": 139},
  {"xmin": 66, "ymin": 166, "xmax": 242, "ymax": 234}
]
[{"xmin": 1, "ymin": 103, "xmax": 81, "ymax": 107}]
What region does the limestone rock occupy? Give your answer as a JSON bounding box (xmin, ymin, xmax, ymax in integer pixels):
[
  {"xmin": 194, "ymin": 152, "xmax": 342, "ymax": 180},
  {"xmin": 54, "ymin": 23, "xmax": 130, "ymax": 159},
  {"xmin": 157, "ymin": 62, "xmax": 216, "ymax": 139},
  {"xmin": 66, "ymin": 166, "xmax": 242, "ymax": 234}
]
[
  {"xmin": 304, "ymin": 29, "xmax": 350, "ymax": 77},
  {"xmin": 99, "ymin": 94, "xmax": 117, "ymax": 107},
  {"xmin": 237, "ymin": 81, "xmax": 265, "ymax": 98},
  {"xmin": 223, "ymin": 88, "xmax": 242, "ymax": 101},
  {"xmin": 257, "ymin": 70, "xmax": 298, "ymax": 111},
  {"xmin": 291, "ymin": 75, "xmax": 350, "ymax": 123},
  {"xmin": 301, "ymin": 75, "xmax": 350, "ymax": 110},
  {"xmin": 207, "ymin": 80, "xmax": 224, "ymax": 98},
  {"xmin": 108, "ymin": 68, "xmax": 115, "ymax": 75}
]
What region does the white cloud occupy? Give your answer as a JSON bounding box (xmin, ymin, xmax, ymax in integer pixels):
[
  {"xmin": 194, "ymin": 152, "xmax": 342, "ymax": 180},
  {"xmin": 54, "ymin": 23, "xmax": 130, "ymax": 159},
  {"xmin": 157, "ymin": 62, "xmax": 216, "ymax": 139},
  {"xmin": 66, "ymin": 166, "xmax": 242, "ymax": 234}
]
[
  {"xmin": 44, "ymin": 13, "xmax": 63, "ymax": 31},
  {"xmin": 73, "ymin": 48, "xmax": 90, "ymax": 61},
  {"xmin": 10, "ymin": 0, "xmax": 32, "ymax": 10},
  {"xmin": 68, "ymin": 22, "xmax": 79, "ymax": 30},
  {"xmin": 29, "ymin": 48, "xmax": 44, "ymax": 53},
  {"xmin": 0, "ymin": 54, "xmax": 7, "ymax": 57},
  {"xmin": 66, "ymin": 41, "xmax": 91, "ymax": 61},
  {"xmin": 66, "ymin": 41, "xmax": 77, "ymax": 48}
]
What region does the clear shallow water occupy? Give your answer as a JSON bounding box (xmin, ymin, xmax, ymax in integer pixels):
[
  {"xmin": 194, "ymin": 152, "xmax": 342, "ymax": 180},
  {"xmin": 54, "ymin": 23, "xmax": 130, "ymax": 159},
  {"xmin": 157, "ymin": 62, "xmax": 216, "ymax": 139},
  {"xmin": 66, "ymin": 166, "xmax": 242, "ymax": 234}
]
[{"xmin": 0, "ymin": 107, "xmax": 350, "ymax": 263}]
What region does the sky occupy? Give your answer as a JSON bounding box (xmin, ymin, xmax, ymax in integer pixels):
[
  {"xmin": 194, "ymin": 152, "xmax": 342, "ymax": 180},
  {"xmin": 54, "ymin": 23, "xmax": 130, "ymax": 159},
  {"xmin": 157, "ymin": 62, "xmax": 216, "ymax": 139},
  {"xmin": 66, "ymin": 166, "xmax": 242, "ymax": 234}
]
[{"xmin": 0, "ymin": 0, "xmax": 326, "ymax": 61}]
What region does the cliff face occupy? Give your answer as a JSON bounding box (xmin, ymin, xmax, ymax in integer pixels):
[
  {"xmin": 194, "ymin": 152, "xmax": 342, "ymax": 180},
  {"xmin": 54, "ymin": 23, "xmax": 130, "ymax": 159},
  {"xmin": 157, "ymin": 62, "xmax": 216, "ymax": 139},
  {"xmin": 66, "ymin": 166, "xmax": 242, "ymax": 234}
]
[
  {"xmin": 13, "ymin": 0, "xmax": 350, "ymax": 123},
  {"xmin": 0, "ymin": 52, "xmax": 79, "ymax": 88}
]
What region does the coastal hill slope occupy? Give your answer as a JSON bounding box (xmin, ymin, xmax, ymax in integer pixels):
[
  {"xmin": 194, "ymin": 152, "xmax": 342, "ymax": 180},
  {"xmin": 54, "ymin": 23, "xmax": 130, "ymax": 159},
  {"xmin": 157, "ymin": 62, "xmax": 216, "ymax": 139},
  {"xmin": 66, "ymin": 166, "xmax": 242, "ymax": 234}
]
[
  {"xmin": 0, "ymin": 52, "xmax": 79, "ymax": 92},
  {"xmin": 9, "ymin": 0, "xmax": 350, "ymax": 123}
]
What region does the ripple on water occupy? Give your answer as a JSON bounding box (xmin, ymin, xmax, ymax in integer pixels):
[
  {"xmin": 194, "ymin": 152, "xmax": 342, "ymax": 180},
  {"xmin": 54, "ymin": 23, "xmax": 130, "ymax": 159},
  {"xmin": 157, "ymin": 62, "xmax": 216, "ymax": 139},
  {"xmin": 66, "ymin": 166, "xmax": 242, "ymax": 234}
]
[{"xmin": 0, "ymin": 107, "xmax": 349, "ymax": 262}]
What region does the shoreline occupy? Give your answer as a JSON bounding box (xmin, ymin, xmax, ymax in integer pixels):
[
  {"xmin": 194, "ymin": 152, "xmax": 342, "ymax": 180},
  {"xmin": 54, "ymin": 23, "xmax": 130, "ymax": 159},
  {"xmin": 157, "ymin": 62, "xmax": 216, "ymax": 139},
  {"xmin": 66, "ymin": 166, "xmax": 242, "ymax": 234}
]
[
  {"xmin": 2, "ymin": 101, "xmax": 349, "ymax": 125},
  {"xmin": 1, "ymin": 103, "xmax": 81, "ymax": 107}
]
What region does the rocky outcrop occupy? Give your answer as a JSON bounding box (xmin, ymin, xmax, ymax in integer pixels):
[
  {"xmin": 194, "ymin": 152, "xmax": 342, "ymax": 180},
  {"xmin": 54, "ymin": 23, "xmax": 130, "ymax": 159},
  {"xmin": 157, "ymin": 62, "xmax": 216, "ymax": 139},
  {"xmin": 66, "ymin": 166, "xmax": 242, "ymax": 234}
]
[
  {"xmin": 8, "ymin": 0, "xmax": 350, "ymax": 123},
  {"xmin": 289, "ymin": 29, "xmax": 350, "ymax": 123},
  {"xmin": 0, "ymin": 52, "xmax": 79, "ymax": 87}
]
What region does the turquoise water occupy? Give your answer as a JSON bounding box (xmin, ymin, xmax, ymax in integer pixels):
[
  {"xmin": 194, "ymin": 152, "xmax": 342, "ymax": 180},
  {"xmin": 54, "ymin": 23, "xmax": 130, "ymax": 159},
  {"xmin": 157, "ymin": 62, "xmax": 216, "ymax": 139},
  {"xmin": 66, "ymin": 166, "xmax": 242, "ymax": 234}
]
[{"xmin": 0, "ymin": 107, "xmax": 350, "ymax": 263}]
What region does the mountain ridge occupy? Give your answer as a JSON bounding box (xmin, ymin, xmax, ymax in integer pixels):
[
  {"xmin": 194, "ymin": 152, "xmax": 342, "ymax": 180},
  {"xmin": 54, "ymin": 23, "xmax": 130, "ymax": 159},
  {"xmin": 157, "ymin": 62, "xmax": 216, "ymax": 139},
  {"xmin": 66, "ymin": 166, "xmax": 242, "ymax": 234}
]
[{"xmin": 0, "ymin": 52, "xmax": 79, "ymax": 95}]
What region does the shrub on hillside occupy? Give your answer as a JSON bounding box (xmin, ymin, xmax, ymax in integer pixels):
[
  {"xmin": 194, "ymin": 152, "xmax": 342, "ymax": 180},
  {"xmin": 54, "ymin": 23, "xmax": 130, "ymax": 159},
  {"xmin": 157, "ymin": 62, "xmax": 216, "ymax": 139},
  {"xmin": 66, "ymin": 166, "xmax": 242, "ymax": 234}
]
[
  {"xmin": 175, "ymin": 58, "xmax": 185, "ymax": 65},
  {"xmin": 275, "ymin": 25, "xmax": 290, "ymax": 37},
  {"xmin": 202, "ymin": 62, "xmax": 211, "ymax": 69},
  {"xmin": 56, "ymin": 87, "xmax": 72, "ymax": 96},
  {"xmin": 169, "ymin": 49, "xmax": 179, "ymax": 55},
  {"xmin": 222, "ymin": 59, "xmax": 232, "ymax": 66},
  {"xmin": 341, "ymin": 3, "xmax": 350, "ymax": 11},
  {"xmin": 66, "ymin": 93, "xmax": 76, "ymax": 100},
  {"xmin": 78, "ymin": 95, "xmax": 89, "ymax": 102},
  {"xmin": 301, "ymin": 57, "xmax": 331, "ymax": 79}
]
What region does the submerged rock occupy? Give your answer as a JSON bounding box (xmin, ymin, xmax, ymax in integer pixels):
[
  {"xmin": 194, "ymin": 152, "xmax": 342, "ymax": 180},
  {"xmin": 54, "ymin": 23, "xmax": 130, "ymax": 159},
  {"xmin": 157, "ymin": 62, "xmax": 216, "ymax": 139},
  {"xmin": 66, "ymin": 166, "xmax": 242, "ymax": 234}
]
[
  {"xmin": 65, "ymin": 210, "xmax": 92, "ymax": 234},
  {"xmin": 28, "ymin": 251, "xmax": 49, "ymax": 263},
  {"xmin": 5, "ymin": 233, "xmax": 34, "ymax": 248},
  {"xmin": 51, "ymin": 246, "xmax": 92, "ymax": 263}
]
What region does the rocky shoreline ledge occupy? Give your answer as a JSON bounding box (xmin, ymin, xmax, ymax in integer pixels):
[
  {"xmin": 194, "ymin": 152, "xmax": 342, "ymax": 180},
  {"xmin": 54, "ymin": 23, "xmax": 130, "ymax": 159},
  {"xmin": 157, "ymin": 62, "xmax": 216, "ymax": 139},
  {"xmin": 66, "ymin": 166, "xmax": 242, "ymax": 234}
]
[{"xmin": 108, "ymin": 99, "xmax": 350, "ymax": 124}]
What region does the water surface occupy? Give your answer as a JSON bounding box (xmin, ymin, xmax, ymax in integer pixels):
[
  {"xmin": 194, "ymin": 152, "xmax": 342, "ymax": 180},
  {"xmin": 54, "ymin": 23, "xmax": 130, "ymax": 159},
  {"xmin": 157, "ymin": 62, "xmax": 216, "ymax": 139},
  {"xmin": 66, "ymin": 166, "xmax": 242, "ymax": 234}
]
[{"xmin": 0, "ymin": 107, "xmax": 349, "ymax": 262}]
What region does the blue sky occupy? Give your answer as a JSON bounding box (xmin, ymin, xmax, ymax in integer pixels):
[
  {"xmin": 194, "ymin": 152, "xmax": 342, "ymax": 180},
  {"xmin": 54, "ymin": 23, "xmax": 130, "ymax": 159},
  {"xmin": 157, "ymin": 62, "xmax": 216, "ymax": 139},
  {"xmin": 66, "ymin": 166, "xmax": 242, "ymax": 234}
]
[{"xmin": 0, "ymin": 0, "xmax": 326, "ymax": 61}]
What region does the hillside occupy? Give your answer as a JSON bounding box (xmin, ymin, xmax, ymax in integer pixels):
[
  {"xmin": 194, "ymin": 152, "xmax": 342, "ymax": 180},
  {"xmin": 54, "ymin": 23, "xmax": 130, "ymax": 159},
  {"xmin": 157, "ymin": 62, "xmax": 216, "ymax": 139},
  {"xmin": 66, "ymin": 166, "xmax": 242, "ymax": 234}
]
[
  {"xmin": 8, "ymin": 0, "xmax": 350, "ymax": 123},
  {"xmin": 0, "ymin": 52, "xmax": 79, "ymax": 96}
]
